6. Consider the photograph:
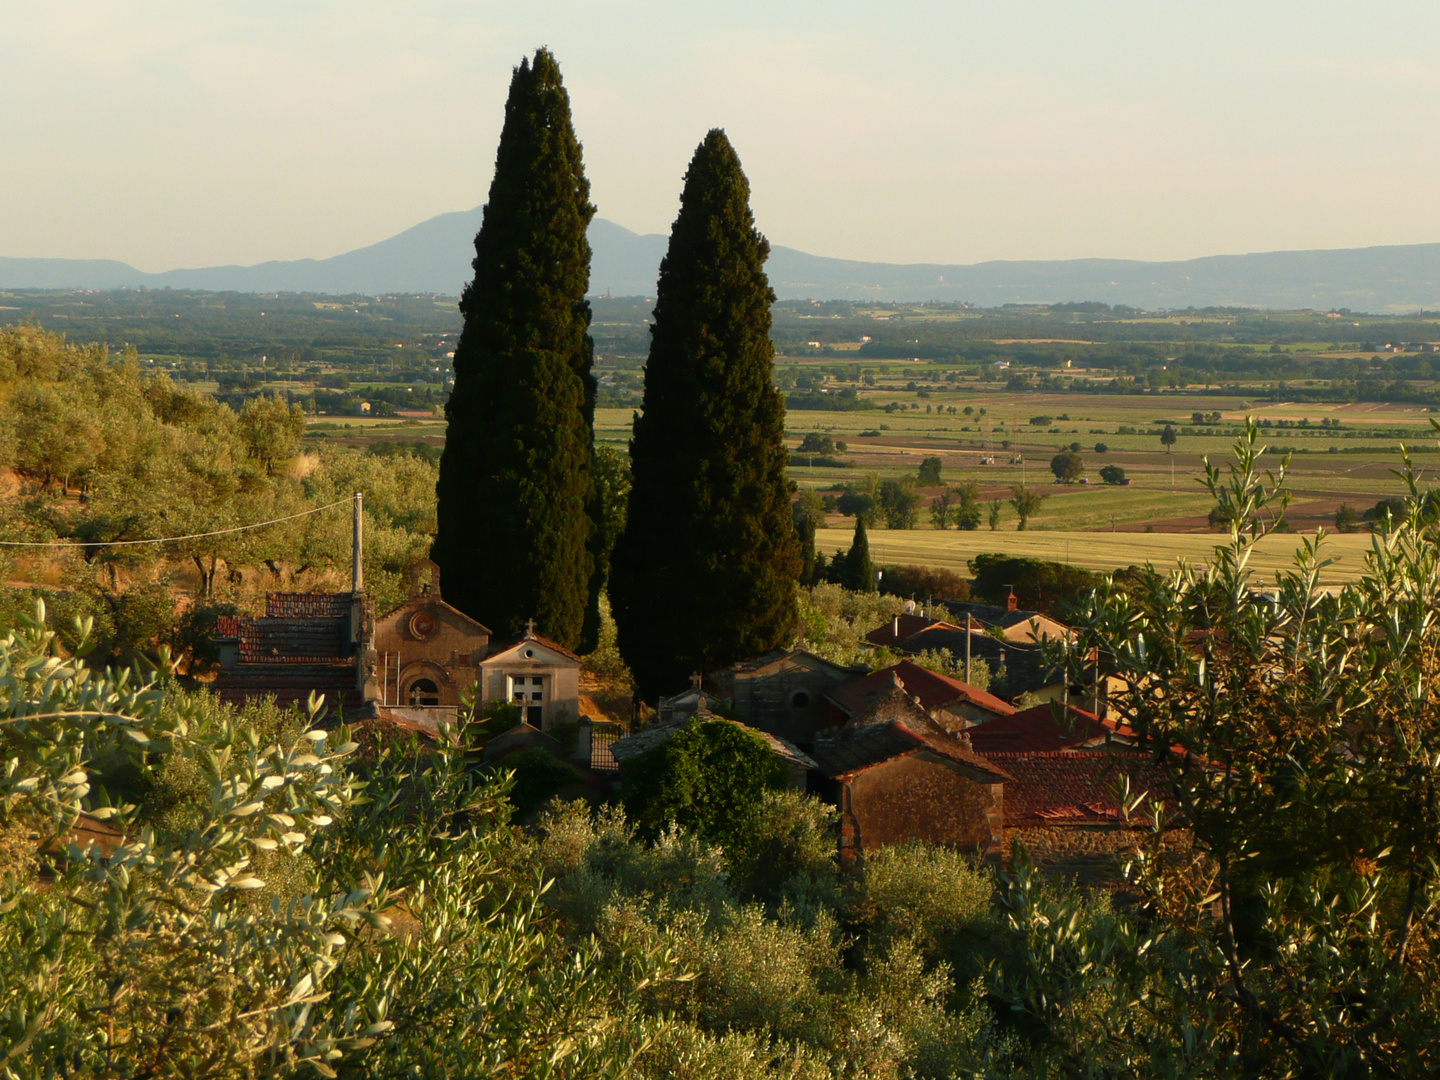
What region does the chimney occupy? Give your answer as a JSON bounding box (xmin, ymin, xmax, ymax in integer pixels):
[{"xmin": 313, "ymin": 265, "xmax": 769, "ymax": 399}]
[{"xmin": 1006, "ymin": 589, "xmax": 1018, "ymax": 613}]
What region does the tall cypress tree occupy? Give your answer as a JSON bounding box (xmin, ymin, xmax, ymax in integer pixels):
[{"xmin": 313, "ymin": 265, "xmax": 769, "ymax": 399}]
[
  {"xmin": 610, "ymin": 131, "xmax": 800, "ymax": 700},
  {"xmin": 843, "ymin": 516, "xmax": 875, "ymax": 592},
  {"xmin": 431, "ymin": 50, "xmax": 596, "ymax": 649}
]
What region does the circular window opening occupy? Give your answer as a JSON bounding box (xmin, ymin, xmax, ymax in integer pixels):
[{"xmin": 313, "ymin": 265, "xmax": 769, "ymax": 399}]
[
  {"xmin": 409, "ymin": 611, "xmax": 437, "ymax": 639},
  {"xmin": 523, "ymin": 648, "xmax": 535, "ymax": 659},
  {"xmin": 407, "ymin": 678, "xmax": 441, "ymax": 707},
  {"xmin": 789, "ymin": 690, "xmax": 811, "ymax": 709}
]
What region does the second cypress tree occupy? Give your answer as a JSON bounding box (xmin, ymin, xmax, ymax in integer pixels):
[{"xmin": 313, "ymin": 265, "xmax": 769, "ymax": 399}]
[
  {"xmin": 843, "ymin": 516, "xmax": 875, "ymax": 592},
  {"xmin": 610, "ymin": 131, "xmax": 800, "ymax": 699},
  {"xmin": 431, "ymin": 50, "xmax": 596, "ymax": 649}
]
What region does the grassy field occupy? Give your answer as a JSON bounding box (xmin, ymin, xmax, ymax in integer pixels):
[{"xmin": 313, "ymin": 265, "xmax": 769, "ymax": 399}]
[
  {"xmin": 816, "ymin": 527, "xmax": 1376, "ymax": 586},
  {"xmin": 326, "ymin": 399, "xmax": 1428, "ymax": 557}
]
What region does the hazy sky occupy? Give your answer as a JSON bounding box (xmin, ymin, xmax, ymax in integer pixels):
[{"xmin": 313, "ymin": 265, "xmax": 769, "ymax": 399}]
[{"xmin": 5, "ymin": 1, "xmax": 1440, "ymax": 270}]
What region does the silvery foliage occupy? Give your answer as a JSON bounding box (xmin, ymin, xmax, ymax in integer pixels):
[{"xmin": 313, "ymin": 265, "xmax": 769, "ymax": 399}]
[
  {"xmin": 0, "ymin": 602, "xmax": 687, "ymax": 1079},
  {"xmin": 0, "ymin": 601, "xmax": 385, "ymax": 1077}
]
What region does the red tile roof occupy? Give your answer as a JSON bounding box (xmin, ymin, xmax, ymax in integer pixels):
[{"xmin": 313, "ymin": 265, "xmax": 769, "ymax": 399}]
[
  {"xmin": 967, "ymin": 702, "xmax": 1134, "ymax": 754},
  {"xmin": 827, "ymin": 660, "xmax": 1016, "ymax": 719},
  {"xmin": 863, "ymin": 614, "xmax": 959, "ymax": 648},
  {"xmin": 811, "ymin": 720, "xmax": 1012, "ymax": 782},
  {"xmin": 486, "ymin": 632, "xmax": 582, "ymax": 664},
  {"xmin": 983, "ymin": 750, "xmax": 1173, "ymax": 826},
  {"xmin": 265, "ymin": 592, "xmax": 352, "ymax": 618}
]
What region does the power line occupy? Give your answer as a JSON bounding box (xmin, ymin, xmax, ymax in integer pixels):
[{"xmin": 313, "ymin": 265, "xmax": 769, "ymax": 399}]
[{"xmin": 0, "ymin": 498, "xmax": 353, "ymax": 548}]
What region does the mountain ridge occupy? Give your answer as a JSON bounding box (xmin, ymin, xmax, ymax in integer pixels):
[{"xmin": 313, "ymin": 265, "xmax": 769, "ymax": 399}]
[{"xmin": 4, "ymin": 210, "xmax": 1440, "ymax": 312}]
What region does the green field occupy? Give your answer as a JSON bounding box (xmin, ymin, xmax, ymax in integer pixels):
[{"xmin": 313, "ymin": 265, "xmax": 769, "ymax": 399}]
[{"xmin": 815, "ymin": 527, "xmax": 1376, "ymax": 586}]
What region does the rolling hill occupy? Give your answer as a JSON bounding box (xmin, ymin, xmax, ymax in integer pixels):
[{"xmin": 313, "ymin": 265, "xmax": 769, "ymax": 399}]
[{"xmin": 5, "ymin": 210, "xmax": 1440, "ymax": 311}]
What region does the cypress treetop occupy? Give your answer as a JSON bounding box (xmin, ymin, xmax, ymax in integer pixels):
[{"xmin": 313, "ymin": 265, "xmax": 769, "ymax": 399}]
[
  {"xmin": 431, "ymin": 49, "xmax": 596, "ymax": 649},
  {"xmin": 610, "ymin": 130, "xmax": 800, "ymax": 700},
  {"xmin": 844, "ymin": 516, "xmax": 875, "ymax": 592}
]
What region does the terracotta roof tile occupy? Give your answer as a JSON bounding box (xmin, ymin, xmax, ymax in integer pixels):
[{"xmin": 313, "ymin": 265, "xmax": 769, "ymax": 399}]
[
  {"xmin": 967, "ymin": 703, "xmax": 1135, "ymax": 754},
  {"xmin": 212, "ymin": 663, "xmax": 365, "ymax": 719},
  {"xmin": 982, "ymin": 750, "xmax": 1172, "ymax": 826},
  {"xmin": 827, "ymin": 660, "xmax": 1016, "ymax": 719},
  {"xmin": 863, "ymin": 614, "xmax": 959, "ymax": 648},
  {"xmin": 265, "ymin": 592, "xmax": 353, "ymax": 619},
  {"xmin": 487, "ymin": 632, "xmax": 582, "ymax": 664},
  {"xmin": 811, "ymin": 720, "xmax": 1012, "ymax": 781}
]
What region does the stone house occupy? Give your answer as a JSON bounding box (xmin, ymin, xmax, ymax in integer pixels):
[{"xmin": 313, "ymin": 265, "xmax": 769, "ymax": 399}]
[
  {"xmin": 982, "ymin": 750, "xmax": 1175, "ymax": 881},
  {"xmin": 708, "ymin": 648, "xmax": 862, "ymax": 748},
  {"xmin": 372, "ymin": 561, "xmax": 581, "ymax": 731},
  {"xmin": 942, "ymin": 596, "xmax": 1073, "ymax": 644},
  {"xmin": 216, "ymin": 558, "xmax": 581, "ymax": 734},
  {"xmin": 825, "ymin": 660, "xmax": 1015, "ymax": 731},
  {"xmin": 810, "ymin": 681, "xmax": 1012, "ymax": 862},
  {"xmin": 213, "ymin": 591, "xmax": 369, "ymax": 716},
  {"xmin": 966, "ymin": 702, "xmax": 1140, "ymax": 755},
  {"xmin": 373, "ymin": 560, "xmax": 488, "ymax": 714}
]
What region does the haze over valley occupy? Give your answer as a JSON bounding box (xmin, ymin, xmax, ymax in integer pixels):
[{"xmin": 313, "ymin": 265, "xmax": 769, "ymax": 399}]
[{"xmin": 6, "ymin": 209, "xmax": 1440, "ymax": 311}]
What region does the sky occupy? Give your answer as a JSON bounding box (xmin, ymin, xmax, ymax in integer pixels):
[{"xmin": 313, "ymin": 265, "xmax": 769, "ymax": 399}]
[{"xmin": 5, "ymin": 1, "xmax": 1440, "ymax": 271}]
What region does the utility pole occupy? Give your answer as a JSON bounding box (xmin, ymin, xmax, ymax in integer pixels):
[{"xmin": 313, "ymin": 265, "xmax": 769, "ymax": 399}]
[
  {"xmin": 964, "ymin": 614, "xmax": 972, "ymax": 684},
  {"xmin": 352, "ymin": 491, "xmax": 364, "ymax": 592}
]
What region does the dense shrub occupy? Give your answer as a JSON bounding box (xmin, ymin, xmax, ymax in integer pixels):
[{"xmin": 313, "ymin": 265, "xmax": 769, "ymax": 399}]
[
  {"xmin": 968, "ymin": 553, "xmax": 1103, "ymax": 613},
  {"xmin": 620, "ymin": 719, "xmax": 788, "ymax": 860},
  {"xmin": 879, "ymin": 563, "xmax": 972, "ymax": 603}
]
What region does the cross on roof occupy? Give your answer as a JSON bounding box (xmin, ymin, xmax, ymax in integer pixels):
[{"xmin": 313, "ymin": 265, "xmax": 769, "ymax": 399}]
[{"xmin": 524, "ymin": 618, "xmax": 537, "ymax": 638}]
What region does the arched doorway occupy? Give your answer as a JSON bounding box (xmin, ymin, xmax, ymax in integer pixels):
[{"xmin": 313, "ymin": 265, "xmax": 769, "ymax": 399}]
[{"xmin": 407, "ymin": 678, "xmax": 441, "ymax": 707}]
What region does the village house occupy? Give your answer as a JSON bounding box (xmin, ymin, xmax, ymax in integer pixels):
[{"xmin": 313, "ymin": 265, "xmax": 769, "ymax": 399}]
[
  {"xmin": 942, "ymin": 596, "xmax": 1073, "ymax": 645},
  {"xmin": 862, "ymin": 612, "xmax": 961, "ymax": 649},
  {"xmin": 706, "ymin": 647, "xmax": 861, "ymax": 747},
  {"xmin": 214, "ymin": 555, "xmax": 582, "ymax": 734},
  {"xmin": 866, "ymin": 608, "xmax": 1125, "ymax": 715},
  {"xmin": 983, "ymin": 750, "xmax": 1175, "ymax": 881},
  {"xmin": 809, "ymin": 677, "xmax": 1011, "ymax": 863},
  {"xmin": 825, "ymin": 660, "xmax": 1015, "ymax": 731},
  {"xmin": 966, "ymin": 701, "xmax": 1140, "ymax": 754}
]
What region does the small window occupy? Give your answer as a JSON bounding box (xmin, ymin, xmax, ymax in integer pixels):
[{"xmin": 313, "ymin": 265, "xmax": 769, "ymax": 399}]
[
  {"xmin": 789, "ymin": 690, "xmax": 811, "ymax": 709},
  {"xmin": 408, "ymin": 678, "xmax": 441, "ymax": 707}
]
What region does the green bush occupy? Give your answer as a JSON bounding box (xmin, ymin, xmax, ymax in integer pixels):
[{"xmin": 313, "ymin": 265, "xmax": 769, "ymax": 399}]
[{"xmin": 621, "ymin": 720, "xmax": 788, "ymax": 862}]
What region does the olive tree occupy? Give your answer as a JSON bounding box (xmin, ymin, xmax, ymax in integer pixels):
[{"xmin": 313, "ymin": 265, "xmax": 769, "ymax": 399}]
[{"xmin": 993, "ymin": 422, "xmax": 1440, "ymax": 1076}]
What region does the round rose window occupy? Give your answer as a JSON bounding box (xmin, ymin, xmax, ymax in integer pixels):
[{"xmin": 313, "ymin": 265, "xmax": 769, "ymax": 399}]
[{"xmin": 409, "ymin": 611, "xmax": 437, "ymax": 640}]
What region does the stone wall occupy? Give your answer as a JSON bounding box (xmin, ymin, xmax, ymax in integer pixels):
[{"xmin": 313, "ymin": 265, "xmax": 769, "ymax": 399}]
[
  {"xmin": 733, "ymin": 659, "xmax": 849, "ymax": 747},
  {"xmin": 845, "ymin": 752, "xmax": 1002, "ymax": 854}
]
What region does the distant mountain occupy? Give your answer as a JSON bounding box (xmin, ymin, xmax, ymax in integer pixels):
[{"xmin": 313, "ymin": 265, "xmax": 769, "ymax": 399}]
[{"xmin": 5, "ymin": 211, "xmax": 1440, "ymax": 312}]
